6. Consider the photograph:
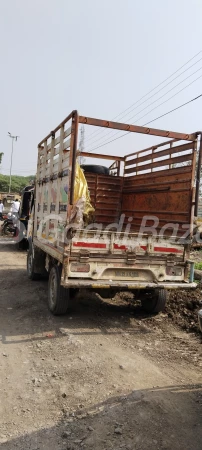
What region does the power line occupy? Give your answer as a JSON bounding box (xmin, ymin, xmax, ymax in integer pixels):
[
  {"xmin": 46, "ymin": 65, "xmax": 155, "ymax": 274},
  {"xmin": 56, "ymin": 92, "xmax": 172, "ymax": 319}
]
[
  {"xmin": 87, "ymin": 92, "xmax": 202, "ymax": 153},
  {"xmin": 85, "ymin": 50, "xmax": 202, "ymax": 143},
  {"xmin": 87, "ymin": 65, "xmax": 202, "ymax": 149},
  {"xmin": 144, "ymin": 94, "xmax": 202, "ymax": 125},
  {"xmin": 87, "ymin": 55, "xmax": 202, "ymax": 146},
  {"xmin": 88, "ymin": 74, "xmax": 202, "ymax": 152}
]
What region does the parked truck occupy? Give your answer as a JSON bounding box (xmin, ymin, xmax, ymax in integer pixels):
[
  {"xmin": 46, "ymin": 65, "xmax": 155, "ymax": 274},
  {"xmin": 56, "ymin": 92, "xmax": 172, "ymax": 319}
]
[{"xmin": 27, "ymin": 110, "xmax": 202, "ymax": 315}]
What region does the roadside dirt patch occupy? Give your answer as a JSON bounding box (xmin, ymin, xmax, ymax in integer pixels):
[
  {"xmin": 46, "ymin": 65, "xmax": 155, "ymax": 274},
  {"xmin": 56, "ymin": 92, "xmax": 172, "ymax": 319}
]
[
  {"xmin": 107, "ymin": 289, "xmax": 202, "ymax": 336},
  {"xmin": 1, "ymin": 243, "xmax": 202, "ymax": 450},
  {"xmin": 166, "ymin": 288, "xmax": 202, "ymax": 333}
]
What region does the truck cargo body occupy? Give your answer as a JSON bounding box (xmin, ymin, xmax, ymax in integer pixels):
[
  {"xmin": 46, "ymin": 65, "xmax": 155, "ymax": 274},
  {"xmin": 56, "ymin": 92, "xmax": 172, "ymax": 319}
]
[{"xmin": 27, "ymin": 111, "xmax": 201, "ymax": 314}]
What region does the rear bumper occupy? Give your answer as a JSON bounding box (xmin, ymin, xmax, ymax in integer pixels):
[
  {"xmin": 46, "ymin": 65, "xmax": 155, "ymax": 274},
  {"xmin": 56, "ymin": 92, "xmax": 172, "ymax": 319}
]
[{"xmin": 61, "ymin": 279, "xmax": 197, "ymax": 290}]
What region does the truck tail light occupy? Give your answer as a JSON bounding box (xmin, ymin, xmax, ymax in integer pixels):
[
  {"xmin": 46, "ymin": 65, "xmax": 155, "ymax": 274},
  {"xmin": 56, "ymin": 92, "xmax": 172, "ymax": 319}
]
[{"xmin": 70, "ymin": 263, "xmax": 90, "ymax": 273}]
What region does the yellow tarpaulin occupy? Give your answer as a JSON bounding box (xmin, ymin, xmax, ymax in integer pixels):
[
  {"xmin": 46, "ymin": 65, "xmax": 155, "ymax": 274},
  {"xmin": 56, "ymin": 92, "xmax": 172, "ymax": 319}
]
[{"xmin": 70, "ymin": 162, "xmax": 94, "ymax": 225}]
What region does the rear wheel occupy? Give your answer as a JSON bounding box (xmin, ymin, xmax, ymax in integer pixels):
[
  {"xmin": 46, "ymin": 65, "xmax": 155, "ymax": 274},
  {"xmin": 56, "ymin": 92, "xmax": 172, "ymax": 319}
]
[
  {"xmin": 48, "ymin": 265, "xmax": 69, "ymax": 315},
  {"xmin": 17, "ymin": 238, "xmax": 28, "ymax": 251},
  {"xmin": 27, "ymin": 246, "xmax": 40, "ymax": 280},
  {"xmin": 141, "ymin": 289, "xmax": 168, "ymax": 313}
]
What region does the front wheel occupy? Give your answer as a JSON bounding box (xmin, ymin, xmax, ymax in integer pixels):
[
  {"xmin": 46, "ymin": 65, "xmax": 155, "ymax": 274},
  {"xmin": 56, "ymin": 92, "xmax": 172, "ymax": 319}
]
[
  {"xmin": 48, "ymin": 265, "xmax": 69, "ymax": 315},
  {"xmin": 141, "ymin": 289, "xmax": 168, "ymax": 313},
  {"xmin": 27, "ymin": 246, "xmax": 40, "ymax": 280}
]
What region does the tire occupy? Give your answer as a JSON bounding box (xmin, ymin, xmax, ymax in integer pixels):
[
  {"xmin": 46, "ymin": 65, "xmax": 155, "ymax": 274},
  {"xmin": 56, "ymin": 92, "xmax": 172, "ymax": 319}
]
[
  {"xmin": 15, "ymin": 220, "xmax": 25, "ymax": 243},
  {"xmin": 81, "ymin": 164, "xmax": 110, "ymax": 175},
  {"xmin": 48, "ymin": 265, "xmax": 69, "ymax": 315},
  {"xmin": 0, "ymin": 224, "xmax": 5, "ymax": 235},
  {"xmin": 27, "ymin": 246, "xmax": 40, "ymax": 280},
  {"xmin": 17, "ymin": 238, "xmax": 28, "ymax": 251},
  {"xmin": 1, "ymin": 222, "xmax": 10, "ymax": 235},
  {"xmin": 141, "ymin": 289, "xmax": 168, "ymax": 313}
]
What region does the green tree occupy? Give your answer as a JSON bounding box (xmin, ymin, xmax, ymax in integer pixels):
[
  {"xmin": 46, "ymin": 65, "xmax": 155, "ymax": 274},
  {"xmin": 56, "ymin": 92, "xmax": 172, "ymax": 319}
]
[{"xmin": 0, "ymin": 174, "xmax": 35, "ymax": 193}]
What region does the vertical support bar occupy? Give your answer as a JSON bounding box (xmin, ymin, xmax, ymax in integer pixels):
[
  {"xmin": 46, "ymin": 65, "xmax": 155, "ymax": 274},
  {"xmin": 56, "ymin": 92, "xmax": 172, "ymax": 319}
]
[
  {"xmin": 169, "ymin": 142, "xmax": 173, "ymax": 169},
  {"xmin": 34, "ymin": 146, "xmax": 42, "ymax": 237},
  {"xmin": 41, "ymin": 140, "xmax": 47, "ymax": 239},
  {"xmin": 63, "ymin": 111, "xmax": 79, "ymax": 284},
  {"xmin": 190, "ymin": 140, "xmax": 197, "ymax": 237},
  {"xmin": 54, "ymin": 126, "xmax": 65, "ymax": 246},
  {"xmin": 46, "ymin": 132, "xmax": 55, "ymax": 238},
  {"xmin": 123, "ymin": 156, "xmax": 126, "ymax": 177},
  {"xmin": 117, "ymin": 160, "xmax": 121, "ymax": 176},
  {"xmin": 151, "ymin": 147, "xmax": 154, "ymax": 172},
  {"xmin": 56, "ymin": 126, "xmax": 64, "ymax": 215},
  {"xmin": 195, "ymin": 134, "xmax": 202, "ymax": 217},
  {"xmin": 136, "ymin": 152, "xmax": 139, "ymax": 176},
  {"xmin": 69, "ymin": 110, "xmax": 79, "ymax": 206}
]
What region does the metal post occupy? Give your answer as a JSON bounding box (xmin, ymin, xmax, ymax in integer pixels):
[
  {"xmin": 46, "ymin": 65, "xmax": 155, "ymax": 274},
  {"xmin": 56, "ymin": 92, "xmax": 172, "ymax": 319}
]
[
  {"xmin": 8, "ymin": 133, "xmax": 19, "ymax": 194},
  {"xmin": 195, "ymin": 134, "xmax": 202, "ymax": 217},
  {"xmin": 9, "ymin": 138, "xmax": 14, "ymax": 193}
]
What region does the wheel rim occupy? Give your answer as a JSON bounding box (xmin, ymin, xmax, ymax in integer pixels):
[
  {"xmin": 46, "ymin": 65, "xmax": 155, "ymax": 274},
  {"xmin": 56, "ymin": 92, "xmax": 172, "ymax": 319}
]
[
  {"xmin": 49, "ymin": 271, "xmax": 57, "ymax": 309},
  {"xmin": 28, "ymin": 252, "xmax": 33, "ymax": 276}
]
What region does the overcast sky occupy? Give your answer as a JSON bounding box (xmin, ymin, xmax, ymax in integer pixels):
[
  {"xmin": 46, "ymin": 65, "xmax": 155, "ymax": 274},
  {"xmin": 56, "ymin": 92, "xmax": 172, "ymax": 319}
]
[{"xmin": 0, "ymin": 0, "xmax": 202, "ymax": 176}]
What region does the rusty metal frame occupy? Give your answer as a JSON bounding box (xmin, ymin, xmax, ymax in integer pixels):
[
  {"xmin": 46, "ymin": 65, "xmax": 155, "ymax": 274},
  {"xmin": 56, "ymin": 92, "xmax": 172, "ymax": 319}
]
[
  {"xmin": 194, "ymin": 133, "xmax": 202, "ymax": 216},
  {"xmin": 124, "ymin": 141, "xmax": 196, "ymax": 176},
  {"xmin": 38, "ymin": 111, "xmax": 73, "ymax": 147},
  {"xmin": 37, "ymin": 110, "xmax": 201, "ymax": 231},
  {"xmin": 79, "ymin": 115, "xmax": 196, "ymax": 141},
  {"xmin": 77, "ymin": 150, "xmax": 124, "ymax": 162},
  {"xmin": 69, "ymin": 110, "xmax": 79, "ymax": 205}
]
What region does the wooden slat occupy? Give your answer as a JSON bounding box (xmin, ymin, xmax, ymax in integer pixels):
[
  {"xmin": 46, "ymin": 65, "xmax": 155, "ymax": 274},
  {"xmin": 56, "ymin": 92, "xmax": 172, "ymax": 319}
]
[
  {"xmin": 95, "ymin": 206, "xmax": 120, "ymax": 212},
  {"xmin": 63, "ymin": 138, "xmax": 71, "ymax": 150},
  {"xmin": 124, "ymin": 166, "xmax": 192, "ymax": 185},
  {"xmin": 123, "ymin": 179, "xmax": 190, "ymax": 192},
  {"xmin": 95, "ymin": 198, "xmax": 121, "ymax": 205},
  {"xmin": 97, "ymin": 194, "xmax": 121, "ymax": 200},
  {"xmin": 97, "ymin": 187, "xmax": 121, "ymax": 192},
  {"xmin": 125, "ymin": 142, "xmax": 194, "ymax": 167},
  {"xmin": 125, "ymin": 138, "xmax": 180, "ymax": 158},
  {"xmin": 122, "ymin": 187, "xmax": 191, "ymax": 195},
  {"xmin": 124, "ymin": 165, "xmax": 192, "ymax": 180},
  {"xmin": 125, "ymin": 153, "xmax": 194, "ymax": 174},
  {"xmin": 63, "ymin": 150, "xmax": 70, "ymax": 160},
  {"xmin": 97, "ymin": 179, "xmax": 122, "ymax": 186},
  {"xmin": 47, "ymin": 135, "xmax": 61, "ymax": 150},
  {"xmin": 64, "ymin": 126, "xmax": 71, "ymax": 139}
]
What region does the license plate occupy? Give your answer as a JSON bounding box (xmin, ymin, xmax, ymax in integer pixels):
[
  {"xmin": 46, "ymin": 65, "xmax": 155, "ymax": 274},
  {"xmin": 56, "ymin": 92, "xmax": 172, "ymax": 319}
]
[{"xmin": 114, "ymin": 270, "xmax": 139, "ymax": 277}]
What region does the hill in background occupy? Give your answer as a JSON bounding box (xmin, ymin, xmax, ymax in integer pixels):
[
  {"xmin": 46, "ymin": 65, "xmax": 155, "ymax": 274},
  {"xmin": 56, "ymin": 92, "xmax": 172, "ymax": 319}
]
[{"xmin": 0, "ymin": 174, "xmax": 35, "ymax": 193}]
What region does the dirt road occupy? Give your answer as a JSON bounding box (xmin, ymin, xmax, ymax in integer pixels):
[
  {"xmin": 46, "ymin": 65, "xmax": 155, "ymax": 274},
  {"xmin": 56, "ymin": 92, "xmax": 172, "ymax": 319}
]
[{"xmin": 0, "ymin": 242, "xmax": 202, "ymax": 450}]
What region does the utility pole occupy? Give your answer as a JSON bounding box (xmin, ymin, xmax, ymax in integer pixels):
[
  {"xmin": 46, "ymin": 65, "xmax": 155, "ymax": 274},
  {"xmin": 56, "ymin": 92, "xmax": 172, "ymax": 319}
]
[
  {"xmin": 8, "ymin": 132, "xmax": 19, "ymax": 193},
  {"xmin": 79, "ymin": 125, "xmax": 85, "ymax": 165}
]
